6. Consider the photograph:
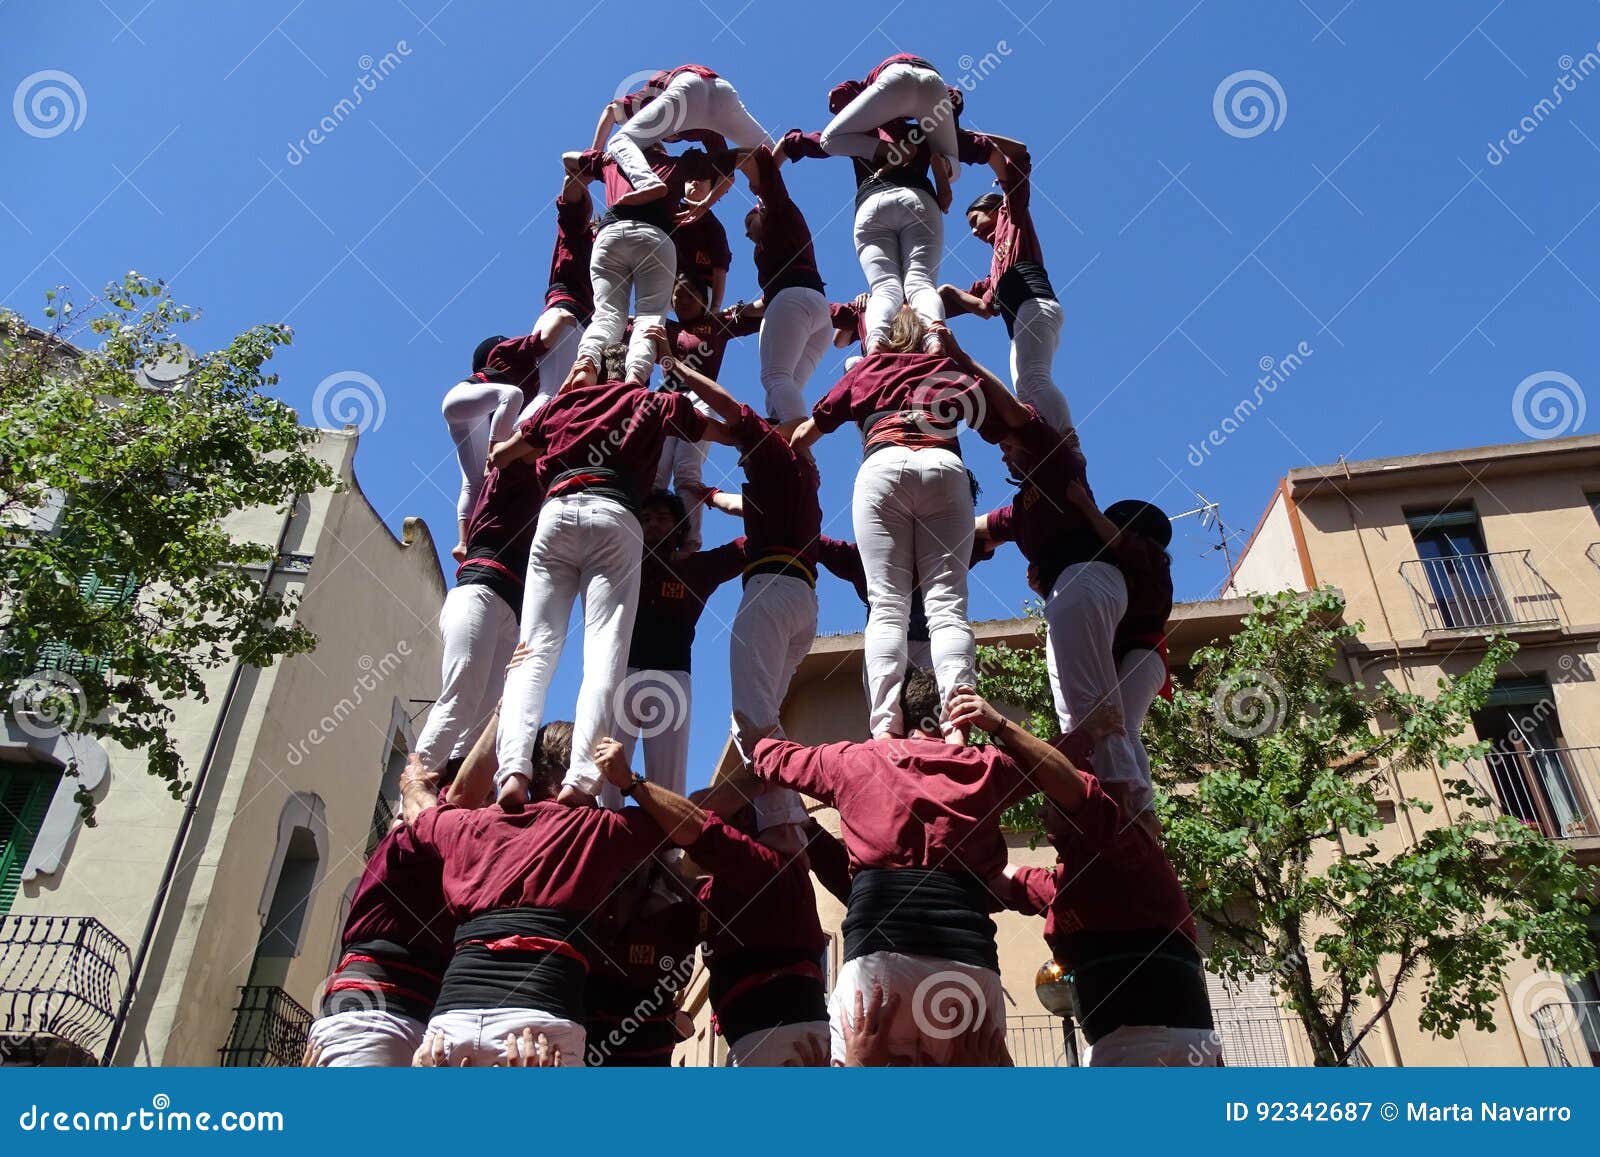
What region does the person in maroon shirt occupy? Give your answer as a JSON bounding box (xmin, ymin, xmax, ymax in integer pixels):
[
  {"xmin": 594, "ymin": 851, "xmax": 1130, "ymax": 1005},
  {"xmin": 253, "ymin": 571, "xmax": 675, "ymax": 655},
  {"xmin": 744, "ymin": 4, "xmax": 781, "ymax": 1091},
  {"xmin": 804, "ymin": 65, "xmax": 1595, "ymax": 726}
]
[
  {"xmin": 949, "ymin": 327, "xmax": 1144, "ymax": 800},
  {"xmin": 792, "ymin": 312, "xmax": 1014, "ymax": 740},
  {"xmin": 940, "ymin": 135, "xmax": 1072, "ymax": 435},
  {"xmin": 648, "ymin": 275, "xmax": 762, "ymax": 551},
  {"xmin": 663, "ymin": 354, "xmax": 821, "ymax": 837},
  {"xmin": 611, "ymin": 488, "xmax": 745, "ymax": 801},
  {"xmin": 989, "ymin": 725, "xmax": 1217, "ymax": 1067},
  {"xmin": 304, "ymin": 822, "xmax": 454, "ymax": 1066},
  {"xmin": 737, "ymin": 144, "xmax": 831, "ymax": 424},
  {"xmin": 819, "ymin": 54, "xmax": 961, "ymax": 209},
  {"xmin": 1055, "ymin": 484, "xmax": 1175, "ymax": 820},
  {"xmin": 593, "ymin": 739, "xmax": 831, "ymax": 1066},
  {"xmin": 581, "ymin": 851, "xmax": 704, "ymax": 1066},
  {"xmin": 486, "ymin": 336, "xmax": 741, "ymax": 806},
  {"xmin": 748, "ymin": 673, "xmax": 1088, "ymax": 1064},
  {"xmin": 407, "ymin": 730, "xmax": 672, "ymax": 1067},
  {"xmin": 594, "ymin": 65, "xmax": 772, "ymax": 203},
  {"xmin": 410, "ymin": 457, "xmax": 542, "ymax": 782},
  {"xmin": 671, "ymin": 187, "xmax": 732, "ymax": 312},
  {"xmin": 561, "ymin": 144, "xmax": 737, "ymax": 390}
]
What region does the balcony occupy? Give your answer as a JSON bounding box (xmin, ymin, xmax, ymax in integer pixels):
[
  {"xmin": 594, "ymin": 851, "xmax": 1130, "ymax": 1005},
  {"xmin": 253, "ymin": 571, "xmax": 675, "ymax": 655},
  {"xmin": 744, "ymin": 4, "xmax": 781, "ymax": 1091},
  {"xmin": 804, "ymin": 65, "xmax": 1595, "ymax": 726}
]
[
  {"xmin": 1465, "ymin": 745, "xmax": 1600, "ymax": 841},
  {"xmin": 0, "ymin": 915, "xmax": 130, "ymax": 1066},
  {"xmin": 1532, "ymin": 1001, "xmax": 1600, "ymax": 1067},
  {"xmin": 1399, "ymin": 551, "xmax": 1562, "ymax": 635},
  {"xmin": 218, "ymin": 984, "xmax": 311, "ymax": 1067},
  {"xmin": 1004, "ymin": 1009, "xmax": 1368, "ymax": 1066}
]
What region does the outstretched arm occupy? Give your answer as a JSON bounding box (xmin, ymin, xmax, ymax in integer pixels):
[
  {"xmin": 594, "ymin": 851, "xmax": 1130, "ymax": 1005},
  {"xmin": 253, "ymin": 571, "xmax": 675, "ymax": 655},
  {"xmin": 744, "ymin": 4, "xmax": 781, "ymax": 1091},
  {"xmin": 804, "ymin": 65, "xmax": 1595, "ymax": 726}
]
[
  {"xmin": 1066, "ymin": 479, "xmax": 1120, "ymax": 546},
  {"xmin": 655, "ymin": 341, "xmax": 743, "ymax": 424},
  {"xmin": 945, "ymin": 689, "xmax": 1089, "ymax": 812},
  {"xmin": 940, "ymin": 328, "xmax": 1030, "ymax": 431},
  {"xmin": 591, "ymin": 102, "xmax": 620, "ymax": 152}
]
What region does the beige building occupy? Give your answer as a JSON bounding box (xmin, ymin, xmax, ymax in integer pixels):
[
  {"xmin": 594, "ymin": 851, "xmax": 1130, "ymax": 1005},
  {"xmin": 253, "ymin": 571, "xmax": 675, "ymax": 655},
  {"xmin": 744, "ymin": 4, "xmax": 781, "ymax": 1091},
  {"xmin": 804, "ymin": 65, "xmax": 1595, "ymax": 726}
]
[
  {"xmin": 682, "ymin": 433, "xmax": 1600, "ymax": 1067},
  {"xmin": 1, "ymin": 428, "xmax": 446, "ymax": 1067}
]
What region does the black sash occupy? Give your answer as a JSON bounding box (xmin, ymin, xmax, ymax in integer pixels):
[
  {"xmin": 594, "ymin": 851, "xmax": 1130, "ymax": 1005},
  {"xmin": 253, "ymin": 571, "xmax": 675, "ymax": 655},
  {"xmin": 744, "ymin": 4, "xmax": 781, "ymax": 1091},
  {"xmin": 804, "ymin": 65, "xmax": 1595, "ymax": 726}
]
[
  {"xmin": 434, "ymin": 908, "xmax": 589, "ymax": 1021},
  {"xmin": 843, "ymin": 867, "xmax": 997, "ymax": 971},
  {"xmin": 1054, "ymin": 929, "xmax": 1214, "ymax": 1044}
]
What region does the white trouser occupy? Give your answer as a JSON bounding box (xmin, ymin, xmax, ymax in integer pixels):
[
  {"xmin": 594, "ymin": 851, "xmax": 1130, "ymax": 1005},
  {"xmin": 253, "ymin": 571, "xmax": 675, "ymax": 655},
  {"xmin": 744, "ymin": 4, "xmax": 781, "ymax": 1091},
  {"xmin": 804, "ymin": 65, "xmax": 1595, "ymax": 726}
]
[
  {"xmin": 1045, "ymin": 561, "xmax": 1140, "ymax": 785},
  {"xmin": 514, "ymin": 309, "xmax": 583, "ymax": 423},
  {"xmin": 758, "ymin": 286, "xmax": 833, "ymax": 423},
  {"xmin": 1086, "ymin": 1025, "xmax": 1221, "ymax": 1067},
  {"xmin": 423, "ymin": 1007, "xmax": 587, "ymax": 1067},
  {"xmin": 306, "ymin": 1009, "xmax": 426, "ymax": 1067},
  {"xmin": 730, "ymin": 573, "xmax": 818, "ymax": 830},
  {"xmin": 610, "ymin": 73, "xmax": 771, "ymax": 192},
  {"xmin": 652, "ymin": 393, "xmax": 713, "ymax": 547},
  {"xmin": 819, "ymin": 63, "xmax": 958, "ymax": 174},
  {"xmin": 828, "ymin": 952, "xmax": 1005, "ymax": 1065},
  {"xmin": 615, "ymin": 666, "xmax": 692, "ymax": 797},
  {"xmin": 1010, "ymin": 296, "xmax": 1072, "ymax": 433},
  {"xmin": 442, "ymin": 379, "xmax": 524, "ymax": 523},
  {"xmin": 729, "ymin": 1020, "xmax": 831, "ymax": 1066},
  {"xmin": 496, "ymin": 495, "xmax": 642, "ymax": 795},
  {"xmin": 853, "ymin": 446, "xmax": 976, "ymax": 738},
  {"xmin": 414, "ymin": 584, "xmax": 520, "ymax": 772},
  {"xmin": 1116, "ymin": 646, "xmax": 1165, "ymax": 816},
  {"xmin": 577, "ymin": 220, "xmax": 675, "ymax": 383},
  {"xmin": 854, "ymin": 186, "xmax": 945, "ymax": 346}
]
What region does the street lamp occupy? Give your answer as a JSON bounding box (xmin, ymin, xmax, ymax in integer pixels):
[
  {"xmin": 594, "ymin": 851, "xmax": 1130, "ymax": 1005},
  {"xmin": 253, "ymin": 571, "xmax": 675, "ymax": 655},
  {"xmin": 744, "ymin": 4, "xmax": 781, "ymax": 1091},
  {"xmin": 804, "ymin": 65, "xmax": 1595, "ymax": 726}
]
[{"xmin": 1034, "ymin": 958, "xmax": 1081, "ymax": 1067}]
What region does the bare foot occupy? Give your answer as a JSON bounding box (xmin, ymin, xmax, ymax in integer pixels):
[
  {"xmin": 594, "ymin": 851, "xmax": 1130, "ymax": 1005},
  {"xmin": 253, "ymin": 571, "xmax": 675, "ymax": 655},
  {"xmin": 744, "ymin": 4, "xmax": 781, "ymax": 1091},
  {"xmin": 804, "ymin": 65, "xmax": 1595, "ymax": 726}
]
[
  {"xmin": 451, "ymin": 542, "xmax": 467, "ymax": 563},
  {"xmin": 612, "ymin": 182, "xmax": 668, "ymax": 208}
]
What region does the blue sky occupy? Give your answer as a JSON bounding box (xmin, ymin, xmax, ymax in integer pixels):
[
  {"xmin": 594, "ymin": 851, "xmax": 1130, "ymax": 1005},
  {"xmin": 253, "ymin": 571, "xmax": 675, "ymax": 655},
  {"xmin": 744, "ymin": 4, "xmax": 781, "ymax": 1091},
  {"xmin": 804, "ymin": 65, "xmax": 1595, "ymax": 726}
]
[{"xmin": 5, "ymin": 1, "xmax": 1599, "ymax": 790}]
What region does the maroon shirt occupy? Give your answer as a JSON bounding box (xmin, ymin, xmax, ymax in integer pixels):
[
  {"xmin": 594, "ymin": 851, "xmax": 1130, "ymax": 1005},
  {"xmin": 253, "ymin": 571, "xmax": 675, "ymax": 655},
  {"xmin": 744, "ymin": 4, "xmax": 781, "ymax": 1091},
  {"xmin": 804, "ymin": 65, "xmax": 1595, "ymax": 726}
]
[
  {"xmin": 618, "ymin": 64, "xmax": 721, "ymax": 118},
  {"xmin": 1112, "ymin": 533, "xmax": 1173, "ymax": 656},
  {"xmin": 803, "ymin": 821, "xmax": 853, "ymax": 906},
  {"xmin": 995, "ymin": 777, "xmax": 1197, "ymax": 952},
  {"xmin": 483, "ymin": 333, "xmax": 546, "ymax": 395},
  {"xmin": 586, "ymin": 858, "xmax": 706, "ymax": 990},
  {"xmin": 628, "ymin": 539, "xmax": 747, "ymax": 671},
  {"xmin": 410, "ymin": 800, "xmax": 664, "ymax": 922},
  {"xmin": 672, "ymin": 211, "xmax": 732, "ymax": 289},
  {"xmin": 458, "ymin": 459, "xmax": 543, "ymax": 604},
  {"xmin": 865, "ymin": 53, "xmax": 937, "ymax": 84},
  {"xmin": 815, "ymin": 534, "xmax": 869, "ymax": 604},
  {"xmin": 748, "ymin": 146, "xmax": 824, "ymax": 297},
  {"xmin": 545, "ymin": 187, "xmax": 595, "ymax": 319},
  {"xmin": 750, "ymin": 736, "xmax": 1032, "ymax": 881},
  {"xmin": 727, "ymin": 405, "xmax": 822, "ymax": 568},
  {"xmin": 981, "ymin": 407, "xmax": 1100, "ymax": 584},
  {"xmin": 573, "ymin": 147, "xmax": 733, "ymax": 213},
  {"xmin": 829, "ymin": 299, "xmax": 866, "ymax": 350},
  {"xmin": 810, "ymin": 352, "xmax": 979, "ymax": 450},
  {"xmin": 341, "ymin": 824, "xmax": 452, "ymax": 961},
  {"xmin": 970, "ymin": 147, "xmax": 1045, "ymax": 303},
  {"xmin": 521, "ymin": 379, "xmax": 709, "ymax": 504},
  {"xmin": 639, "ymin": 306, "xmax": 760, "ymax": 383},
  {"xmin": 690, "ymin": 815, "xmax": 826, "ymax": 962}
]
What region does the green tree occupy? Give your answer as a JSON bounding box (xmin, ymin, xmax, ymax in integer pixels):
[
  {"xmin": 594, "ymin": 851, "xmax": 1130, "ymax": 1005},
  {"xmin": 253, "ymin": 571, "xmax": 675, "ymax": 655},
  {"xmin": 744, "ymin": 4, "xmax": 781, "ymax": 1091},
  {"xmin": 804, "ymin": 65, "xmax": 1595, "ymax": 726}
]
[
  {"xmin": 1, "ymin": 274, "xmax": 339, "ymax": 814},
  {"xmin": 979, "ymin": 586, "xmax": 1599, "ymax": 1065}
]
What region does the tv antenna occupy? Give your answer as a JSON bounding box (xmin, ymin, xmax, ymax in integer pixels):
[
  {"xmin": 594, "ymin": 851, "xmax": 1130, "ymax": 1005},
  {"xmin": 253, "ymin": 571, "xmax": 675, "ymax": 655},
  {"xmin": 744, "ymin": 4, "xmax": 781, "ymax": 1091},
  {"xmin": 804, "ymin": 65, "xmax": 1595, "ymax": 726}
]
[{"xmin": 1170, "ymin": 491, "xmax": 1243, "ymax": 590}]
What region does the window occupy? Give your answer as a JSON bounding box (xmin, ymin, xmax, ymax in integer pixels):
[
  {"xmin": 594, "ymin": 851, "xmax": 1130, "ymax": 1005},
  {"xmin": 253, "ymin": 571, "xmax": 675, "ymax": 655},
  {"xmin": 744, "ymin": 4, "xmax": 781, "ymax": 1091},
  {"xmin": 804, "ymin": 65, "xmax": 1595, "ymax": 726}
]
[
  {"xmin": 0, "ymin": 764, "xmax": 62, "ymax": 914},
  {"xmin": 1473, "ymin": 679, "xmax": 1593, "ymax": 838},
  {"xmin": 1406, "ymin": 506, "xmax": 1505, "ymax": 628},
  {"xmin": 248, "ymin": 793, "xmax": 327, "ymax": 988},
  {"xmin": 32, "ymin": 568, "xmax": 140, "ymax": 677}
]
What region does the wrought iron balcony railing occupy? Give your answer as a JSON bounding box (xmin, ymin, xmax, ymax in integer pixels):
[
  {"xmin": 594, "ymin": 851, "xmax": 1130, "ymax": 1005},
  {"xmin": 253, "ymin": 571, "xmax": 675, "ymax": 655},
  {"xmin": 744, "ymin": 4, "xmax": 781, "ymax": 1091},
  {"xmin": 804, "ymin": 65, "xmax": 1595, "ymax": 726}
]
[
  {"xmin": 1465, "ymin": 745, "xmax": 1600, "ymax": 841},
  {"xmin": 1532, "ymin": 1001, "xmax": 1600, "ymax": 1067},
  {"xmin": 1005, "ymin": 1008, "xmax": 1370, "ymax": 1067},
  {"xmin": 218, "ymin": 984, "xmax": 311, "ymax": 1067},
  {"xmin": 366, "ymin": 793, "xmax": 399, "ymax": 857},
  {"xmin": 0, "ymin": 915, "xmax": 130, "ymax": 1065},
  {"xmin": 1399, "ymin": 550, "xmax": 1562, "ymax": 634}
]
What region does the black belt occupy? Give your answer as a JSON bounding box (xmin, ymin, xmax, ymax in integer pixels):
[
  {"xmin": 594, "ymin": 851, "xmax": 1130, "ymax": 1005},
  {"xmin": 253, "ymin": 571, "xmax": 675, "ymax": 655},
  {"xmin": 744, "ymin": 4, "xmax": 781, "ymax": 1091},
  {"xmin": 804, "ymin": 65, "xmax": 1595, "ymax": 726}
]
[
  {"xmin": 434, "ymin": 908, "xmax": 589, "ymax": 1021},
  {"xmin": 322, "ymin": 938, "xmax": 447, "ymax": 1022},
  {"xmin": 995, "ymin": 262, "xmax": 1057, "ymax": 336},
  {"xmin": 843, "ymin": 867, "xmax": 997, "ymax": 971},
  {"xmin": 858, "ymin": 409, "xmax": 963, "ymax": 460},
  {"xmin": 600, "ymin": 204, "xmax": 674, "ymax": 232},
  {"xmin": 1054, "ymin": 930, "xmax": 1214, "ymax": 1044},
  {"xmin": 546, "ymin": 467, "xmax": 634, "ymax": 509}
]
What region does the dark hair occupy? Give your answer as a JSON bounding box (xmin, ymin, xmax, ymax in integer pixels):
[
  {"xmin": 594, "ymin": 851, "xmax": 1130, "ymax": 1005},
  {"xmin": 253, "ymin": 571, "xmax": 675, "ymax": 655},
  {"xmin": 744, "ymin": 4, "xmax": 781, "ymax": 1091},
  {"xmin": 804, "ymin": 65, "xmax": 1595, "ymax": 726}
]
[
  {"xmin": 676, "ymin": 273, "xmax": 712, "ymax": 311},
  {"xmin": 966, "ymin": 469, "xmax": 981, "ymax": 504},
  {"xmin": 471, "ymin": 334, "xmax": 508, "ymax": 375},
  {"xmin": 598, "ymin": 341, "xmax": 629, "ymax": 383},
  {"xmin": 966, "ymin": 192, "xmax": 1003, "ymax": 216},
  {"xmin": 1105, "ymin": 500, "xmax": 1174, "ymax": 549},
  {"xmin": 899, "ymin": 667, "xmax": 943, "ymax": 736},
  {"xmin": 639, "ymin": 488, "xmax": 689, "ymax": 549},
  {"xmin": 529, "ymin": 720, "xmax": 574, "ymax": 799}
]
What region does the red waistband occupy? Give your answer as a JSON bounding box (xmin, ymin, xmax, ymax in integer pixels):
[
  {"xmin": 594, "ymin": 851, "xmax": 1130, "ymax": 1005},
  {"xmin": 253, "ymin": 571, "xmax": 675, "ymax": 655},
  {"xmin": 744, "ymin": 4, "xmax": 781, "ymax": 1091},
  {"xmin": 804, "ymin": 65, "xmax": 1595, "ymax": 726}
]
[
  {"xmin": 460, "ymin": 933, "xmax": 591, "ymax": 971},
  {"xmin": 716, "ymin": 960, "xmax": 824, "ymax": 1012},
  {"xmin": 456, "ymin": 556, "xmax": 523, "ymax": 586}
]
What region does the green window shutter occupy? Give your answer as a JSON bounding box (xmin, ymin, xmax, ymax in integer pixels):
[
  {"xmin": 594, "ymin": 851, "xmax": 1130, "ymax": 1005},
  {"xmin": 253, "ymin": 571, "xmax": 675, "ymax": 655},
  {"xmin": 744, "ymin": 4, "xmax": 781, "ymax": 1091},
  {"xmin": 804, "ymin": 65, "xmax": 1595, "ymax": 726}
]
[
  {"xmin": 31, "ymin": 568, "xmax": 139, "ymax": 678},
  {"xmin": 0, "ymin": 766, "xmax": 61, "ymax": 914}
]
